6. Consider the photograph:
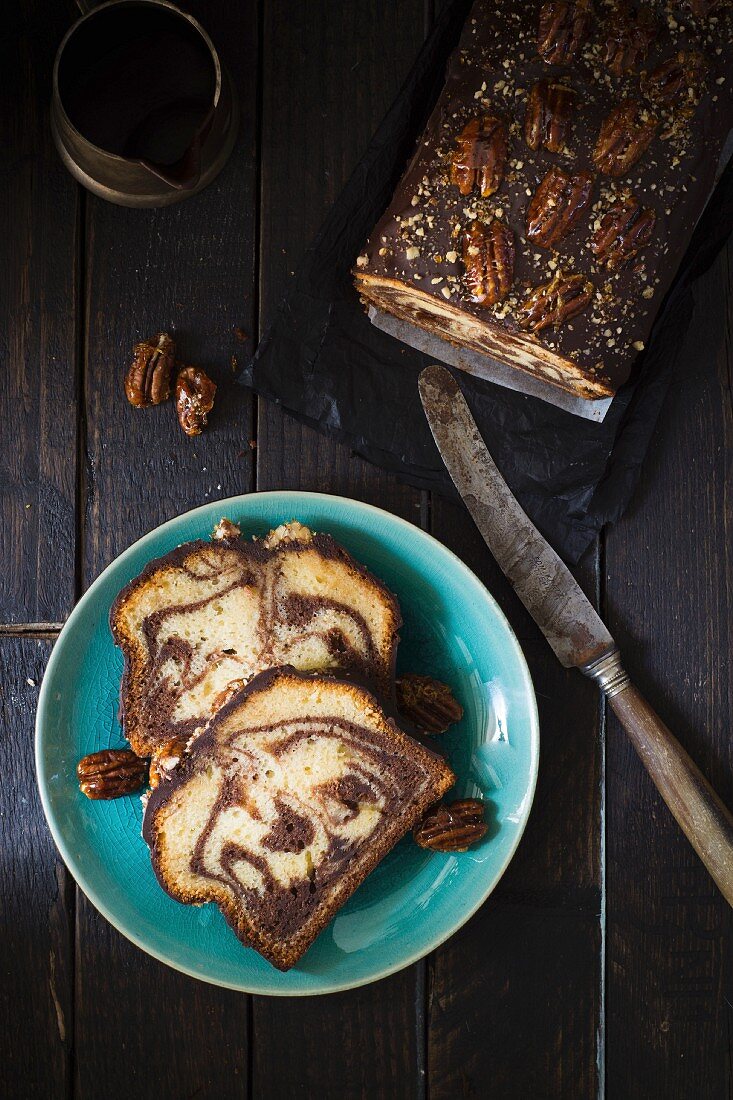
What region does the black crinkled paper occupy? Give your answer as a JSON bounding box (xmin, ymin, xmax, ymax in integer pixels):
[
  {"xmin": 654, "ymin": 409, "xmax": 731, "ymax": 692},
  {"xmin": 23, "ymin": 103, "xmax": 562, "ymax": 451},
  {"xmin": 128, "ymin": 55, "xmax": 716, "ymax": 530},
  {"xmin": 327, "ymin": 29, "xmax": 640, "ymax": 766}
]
[{"xmin": 241, "ymin": 0, "xmax": 733, "ymax": 563}]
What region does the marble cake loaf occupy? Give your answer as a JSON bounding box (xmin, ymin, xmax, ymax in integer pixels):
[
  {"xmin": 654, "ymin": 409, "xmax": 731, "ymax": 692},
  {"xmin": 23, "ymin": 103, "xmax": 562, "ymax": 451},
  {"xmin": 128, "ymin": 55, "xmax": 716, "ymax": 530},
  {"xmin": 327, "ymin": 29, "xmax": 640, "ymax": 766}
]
[
  {"xmin": 354, "ymin": 0, "xmax": 733, "ymax": 400},
  {"xmin": 143, "ymin": 667, "xmax": 455, "ymax": 969},
  {"xmin": 110, "ymin": 521, "xmax": 401, "ymax": 758}
]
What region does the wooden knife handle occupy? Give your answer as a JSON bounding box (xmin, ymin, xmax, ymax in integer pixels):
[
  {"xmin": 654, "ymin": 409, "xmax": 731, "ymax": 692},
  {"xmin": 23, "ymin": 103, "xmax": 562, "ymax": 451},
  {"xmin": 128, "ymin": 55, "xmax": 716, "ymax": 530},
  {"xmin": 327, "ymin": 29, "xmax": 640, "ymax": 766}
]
[{"xmin": 585, "ymin": 649, "xmax": 733, "ymax": 906}]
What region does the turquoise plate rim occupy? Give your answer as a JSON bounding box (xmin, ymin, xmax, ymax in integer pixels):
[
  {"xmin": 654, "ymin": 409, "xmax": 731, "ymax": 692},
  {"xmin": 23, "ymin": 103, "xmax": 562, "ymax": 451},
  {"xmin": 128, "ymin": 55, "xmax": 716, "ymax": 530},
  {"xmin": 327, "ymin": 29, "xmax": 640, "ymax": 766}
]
[{"xmin": 35, "ymin": 490, "xmax": 539, "ymax": 996}]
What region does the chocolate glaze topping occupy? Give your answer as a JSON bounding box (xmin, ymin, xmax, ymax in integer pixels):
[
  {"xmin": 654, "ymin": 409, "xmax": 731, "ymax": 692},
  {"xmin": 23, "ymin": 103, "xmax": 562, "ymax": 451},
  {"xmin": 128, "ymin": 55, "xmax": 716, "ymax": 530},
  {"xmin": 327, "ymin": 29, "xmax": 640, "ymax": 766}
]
[{"xmin": 355, "ymin": 0, "xmax": 733, "ymax": 393}]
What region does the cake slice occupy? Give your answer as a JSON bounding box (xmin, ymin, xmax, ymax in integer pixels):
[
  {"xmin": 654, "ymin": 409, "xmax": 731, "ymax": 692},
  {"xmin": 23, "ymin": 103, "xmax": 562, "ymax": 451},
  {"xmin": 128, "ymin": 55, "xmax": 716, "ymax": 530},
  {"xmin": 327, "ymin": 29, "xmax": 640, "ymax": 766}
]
[
  {"xmin": 143, "ymin": 667, "xmax": 455, "ymax": 969},
  {"xmin": 111, "ymin": 521, "xmax": 401, "ymax": 758}
]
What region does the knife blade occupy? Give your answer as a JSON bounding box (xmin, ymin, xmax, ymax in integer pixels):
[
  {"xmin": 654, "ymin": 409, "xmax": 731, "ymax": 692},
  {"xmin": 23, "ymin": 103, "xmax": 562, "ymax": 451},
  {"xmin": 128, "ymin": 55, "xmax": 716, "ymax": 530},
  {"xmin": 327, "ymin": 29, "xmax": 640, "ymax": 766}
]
[
  {"xmin": 418, "ymin": 363, "xmax": 612, "ymax": 670},
  {"xmin": 419, "ymin": 362, "xmax": 733, "ymax": 906}
]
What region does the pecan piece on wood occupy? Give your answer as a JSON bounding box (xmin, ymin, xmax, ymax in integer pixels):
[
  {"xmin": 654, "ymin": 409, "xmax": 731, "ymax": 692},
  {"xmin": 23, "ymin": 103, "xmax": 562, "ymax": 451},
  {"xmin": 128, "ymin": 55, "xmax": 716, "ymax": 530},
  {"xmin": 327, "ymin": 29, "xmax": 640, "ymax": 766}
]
[
  {"xmin": 450, "ymin": 116, "xmax": 508, "ymax": 198},
  {"xmin": 537, "ymin": 0, "xmax": 592, "ymax": 64},
  {"xmin": 414, "ymin": 799, "xmax": 488, "ymax": 852},
  {"xmin": 124, "ymin": 332, "xmax": 175, "ymax": 408},
  {"xmin": 462, "ymin": 219, "xmax": 515, "ymax": 306},
  {"xmin": 643, "ymin": 51, "xmax": 706, "ymax": 107},
  {"xmin": 593, "ymin": 102, "xmax": 657, "ymax": 177},
  {"xmin": 526, "ymin": 166, "xmax": 594, "ymax": 248},
  {"xmin": 591, "ymin": 195, "xmax": 656, "ymax": 269},
  {"xmin": 77, "ymin": 749, "xmax": 148, "ymax": 799},
  {"xmin": 603, "ymin": 3, "xmax": 657, "ymax": 76},
  {"xmin": 175, "ymin": 366, "xmax": 217, "ymax": 436},
  {"xmin": 524, "ymin": 80, "xmax": 575, "ymax": 153},
  {"xmin": 396, "ymin": 673, "xmax": 464, "ymax": 734},
  {"xmin": 519, "ymin": 271, "xmax": 594, "ymax": 332}
]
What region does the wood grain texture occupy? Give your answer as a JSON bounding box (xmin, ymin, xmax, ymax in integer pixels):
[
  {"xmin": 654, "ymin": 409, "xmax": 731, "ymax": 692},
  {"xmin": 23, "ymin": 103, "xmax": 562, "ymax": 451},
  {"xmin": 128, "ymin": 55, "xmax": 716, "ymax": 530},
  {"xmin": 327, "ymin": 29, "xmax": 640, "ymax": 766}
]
[
  {"xmin": 0, "ymin": 638, "xmax": 72, "ymax": 1098},
  {"xmin": 74, "ymin": 3, "xmax": 258, "ymax": 1095},
  {"xmin": 0, "ymin": 2, "xmax": 79, "ymax": 624},
  {"xmin": 252, "ymin": 3, "xmax": 429, "ymax": 1098},
  {"xmin": 427, "ymin": 500, "xmax": 602, "ymax": 1100},
  {"xmin": 80, "ymin": 1, "xmax": 258, "ymax": 587},
  {"xmin": 603, "ymin": 241, "xmax": 733, "ymax": 1099}
]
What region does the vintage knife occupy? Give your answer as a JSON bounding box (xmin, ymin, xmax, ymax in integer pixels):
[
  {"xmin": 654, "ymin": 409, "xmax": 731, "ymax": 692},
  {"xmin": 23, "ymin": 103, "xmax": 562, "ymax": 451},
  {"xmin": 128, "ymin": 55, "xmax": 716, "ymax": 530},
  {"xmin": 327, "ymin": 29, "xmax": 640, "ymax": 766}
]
[{"xmin": 419, "ymin": 363, "xmax": 733, "ymax": 905}]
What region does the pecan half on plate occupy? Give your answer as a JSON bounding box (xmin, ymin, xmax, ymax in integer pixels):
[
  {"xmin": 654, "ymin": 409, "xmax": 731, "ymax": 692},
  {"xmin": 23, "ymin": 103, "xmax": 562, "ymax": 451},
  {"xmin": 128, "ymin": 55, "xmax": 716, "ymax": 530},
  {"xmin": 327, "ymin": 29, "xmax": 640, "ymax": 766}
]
[
  {"xmin": 77, "ymin": 749, "xmax": 148, "ymax": 799},
  {"xmin": 175, "ymin": 366, "xmax": 217, "ymax": 436},
  {"xmin": 591, "ymin": 195, "xmax": 656, "ymax": 269},
  {"xmin": 125, "ymin": 332, "xmax": 175, "ymax": 408},
  {"xmin": 593, "ymin": 102, "xmax": 658, "ymax": 177},
  {"xmin": 462, "ymin": 218, "xmax": 515, "ymax": 306},
  {"xmin": 537, "ymin": 0, "xmax": 592, "ymax": 64},
  {"xmin": 643, "ymin": 51, "xmax": 706, "ymax": 107},
  {"xmin": 396, "ymin": 673, "xmax": 464, "ymax": 734},
  {"xmin": 414, "ymin": 799, "xmax": 488, "ymax": 852},
  {"xmin": 450, "ymin": 116, "xmax": 508, "ymax": 198},
  {"xmin": 603, "ymin": 3, "xmax": 657, "ymax": 76},
  {"xmin": 519, "ymin": 270, "xmax": 595, "ymax": 332},
  {"xmin": 526, "ymin": 166, "xmax": 594, "ymax": 248},
  {"xmin": 524, "ymin": 80, "xmax": 575, "ymax": 153}
]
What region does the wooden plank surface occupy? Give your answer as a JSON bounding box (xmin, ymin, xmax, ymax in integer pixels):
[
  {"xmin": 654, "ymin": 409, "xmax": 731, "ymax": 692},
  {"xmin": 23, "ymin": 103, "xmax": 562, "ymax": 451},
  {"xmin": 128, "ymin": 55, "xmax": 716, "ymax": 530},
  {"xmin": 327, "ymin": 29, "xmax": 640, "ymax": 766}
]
[
  {"xmin": 73, "ymin": 2, "xmax": 259, "ymax": 1096},
  {"xmin": 0, "ymin": 2, "xmax": 79, "ymax": 625},
  {"xmin": 251, "ymin": 3, "xmax": 430, "ymax": 1097},
  {"xmin": 6, "ymin": 0, "xmax": 733, "ymax": 1095},
  {"xmin": 603, "ymin": 242, "xmax": 733, "ymax": 1099},
  {"xmin": 427, "ymin": 501, "xmax": 603, "ymax": 1100},
  {"xmin": 0, "ymin": 637, "xmax": 72, "ymax": 1098}
]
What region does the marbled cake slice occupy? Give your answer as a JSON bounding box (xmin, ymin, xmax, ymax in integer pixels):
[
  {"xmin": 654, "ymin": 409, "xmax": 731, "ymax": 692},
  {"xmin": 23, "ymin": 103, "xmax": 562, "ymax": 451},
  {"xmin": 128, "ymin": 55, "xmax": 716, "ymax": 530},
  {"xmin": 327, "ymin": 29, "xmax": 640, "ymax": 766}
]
[{"xmin": 143, "ymin": 668, "xmax": 455, "ymax": 970}]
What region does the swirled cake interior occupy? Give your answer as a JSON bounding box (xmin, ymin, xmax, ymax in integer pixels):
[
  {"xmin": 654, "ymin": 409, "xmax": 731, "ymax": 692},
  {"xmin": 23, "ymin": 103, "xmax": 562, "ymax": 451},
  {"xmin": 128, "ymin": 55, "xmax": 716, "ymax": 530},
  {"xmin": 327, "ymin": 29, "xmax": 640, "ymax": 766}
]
[
  {"xmin": 111, "ymin": 522, "xmax": 400, "ymax": 757},
  {"xmin": 143, "ymin": 668, "xmax": 454, "ymax": 970}
]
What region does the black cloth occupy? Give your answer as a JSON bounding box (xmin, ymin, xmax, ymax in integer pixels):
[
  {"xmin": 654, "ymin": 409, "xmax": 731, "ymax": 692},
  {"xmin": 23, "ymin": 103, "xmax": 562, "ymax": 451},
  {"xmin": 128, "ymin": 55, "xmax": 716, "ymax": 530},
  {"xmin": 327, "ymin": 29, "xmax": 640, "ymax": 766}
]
[{"xmin": 242, "ymin": 0, "xmax": 733, "ymax": 562}]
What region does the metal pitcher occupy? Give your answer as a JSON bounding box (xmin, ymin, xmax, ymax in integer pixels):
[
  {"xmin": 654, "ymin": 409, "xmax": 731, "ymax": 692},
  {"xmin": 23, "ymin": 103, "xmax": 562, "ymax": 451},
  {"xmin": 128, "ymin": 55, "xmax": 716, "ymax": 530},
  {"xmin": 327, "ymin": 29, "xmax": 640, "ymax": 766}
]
[{"xmin": 51, "ymin": 0, "xmax": 239, "ymax": 207}]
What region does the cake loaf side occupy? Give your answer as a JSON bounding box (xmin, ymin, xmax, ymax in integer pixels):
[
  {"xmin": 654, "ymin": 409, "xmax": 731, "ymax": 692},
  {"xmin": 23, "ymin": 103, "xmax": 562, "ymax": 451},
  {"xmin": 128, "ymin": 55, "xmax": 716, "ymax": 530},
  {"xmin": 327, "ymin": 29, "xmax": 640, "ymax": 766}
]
[{"xmin": 354, "ymin": 0, "xmax": 733, "ymax": 399}]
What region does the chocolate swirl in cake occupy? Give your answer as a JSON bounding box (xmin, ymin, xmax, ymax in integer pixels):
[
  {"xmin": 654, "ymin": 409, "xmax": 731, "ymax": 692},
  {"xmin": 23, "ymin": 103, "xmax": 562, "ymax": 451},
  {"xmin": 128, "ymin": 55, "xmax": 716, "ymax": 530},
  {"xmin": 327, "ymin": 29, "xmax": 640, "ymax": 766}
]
[
  {"xmin": 111, "ymin": 523, "xmax": 401, "ymax": 757},
  {"xmin": 143, "ymin": 669, "xmax": 455, "ymax": 967}
]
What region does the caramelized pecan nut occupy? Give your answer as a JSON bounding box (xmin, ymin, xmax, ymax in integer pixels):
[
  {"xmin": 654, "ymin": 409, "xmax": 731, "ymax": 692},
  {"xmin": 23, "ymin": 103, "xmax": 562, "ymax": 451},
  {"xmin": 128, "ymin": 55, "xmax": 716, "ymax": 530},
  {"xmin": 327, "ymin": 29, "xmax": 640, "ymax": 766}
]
[
  {"xmin": 414, "ymin": 799, "xmax": 488, "ymax": 852},
  {"xmin": 524, "ymin": 80, "xmax": 575, "ymax": 153},
  {"xmin": 537, "ymin": 0, "xmax": 592, "ymax": 64},
  {"xmin": 462, "ymin": 219, "xmax": 515, "ymax": 306},
  {"xmin": 591, "ymin": 195, "xmax": 656, "ymax": 269},
  {"xmin": 643, "ymin": 51, "xmax": 706, "ymax": 107},
  {"xmin": 519, "ymin": 271, "xmax": 594, "ymax": 332},
  {"xmin": 175, "ymin": 366, "xmax": 217, "ymax": 436},
  {"xmin": 125, "ymin": 332, "xmax": 175, "ymax": 408},
  {"xmin": 396, "ymin": 674, "xmax": 464, "ymax": 734},
  {"xmin": 603, "ymin": 3, "xmax": 656, "ymax": 76},
  {"xmin": 148, "ymin": 737, "xmax": 189, "ymax": 790},
  {"xmin": 526, "ymin": 166, "xmax": 594, "ymax": 248},
  {"xmin": 450, "ymin": 116, "xmax": 508, "ymax": 198},
  {"xmin": 77, "ymin": 749, "xmax": 148, "ymax": 800},
  {"xmin": 593, "ymin": 102, "xmax": 657, "ymax": 177}
]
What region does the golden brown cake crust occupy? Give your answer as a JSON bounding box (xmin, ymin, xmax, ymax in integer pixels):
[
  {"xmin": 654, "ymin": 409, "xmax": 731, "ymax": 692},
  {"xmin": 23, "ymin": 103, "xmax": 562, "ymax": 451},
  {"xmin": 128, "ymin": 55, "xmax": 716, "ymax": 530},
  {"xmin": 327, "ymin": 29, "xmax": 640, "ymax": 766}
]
[
  {"xmin": 143, "ymin": 667, "xmax": 455, "ymax": 970},
  {"xmin": 110, "ymin": 526, "xmax": 402, "ymax": 758}
]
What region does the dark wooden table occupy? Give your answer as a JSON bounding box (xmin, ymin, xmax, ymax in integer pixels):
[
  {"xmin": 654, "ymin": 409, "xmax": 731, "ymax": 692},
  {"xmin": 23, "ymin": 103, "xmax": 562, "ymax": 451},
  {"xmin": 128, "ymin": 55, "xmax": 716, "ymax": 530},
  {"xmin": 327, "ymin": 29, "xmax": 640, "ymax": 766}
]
[{"xmin": 2, "ymin": 1, "xmax": 732, "ymax": 1096}]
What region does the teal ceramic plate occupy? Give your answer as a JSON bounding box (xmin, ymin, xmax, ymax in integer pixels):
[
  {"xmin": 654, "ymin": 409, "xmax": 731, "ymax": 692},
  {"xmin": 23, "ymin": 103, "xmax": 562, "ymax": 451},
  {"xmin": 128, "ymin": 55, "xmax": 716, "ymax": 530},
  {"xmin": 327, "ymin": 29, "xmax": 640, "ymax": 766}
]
[{"xmin": 36, "ymin": 492, "xmax": 538, "ymax": 995}]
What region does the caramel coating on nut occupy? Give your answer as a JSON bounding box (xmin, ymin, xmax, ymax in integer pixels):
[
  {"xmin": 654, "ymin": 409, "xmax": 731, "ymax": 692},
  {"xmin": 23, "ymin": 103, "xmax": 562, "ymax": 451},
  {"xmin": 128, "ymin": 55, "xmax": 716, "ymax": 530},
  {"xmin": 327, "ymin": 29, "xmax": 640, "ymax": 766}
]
[
  {"xmin": 414, "ymin": 799, "xmax": 488, "ymax": 852},
  {"xmin": 77, "ymin": 749, "xmax": 148, "ymax": 799},
  {"xmin": 175, "ymin": 366, "xmax": 217, "ymax": 436},
  {"xmin": 450, "ymin": 116, "xmax": 508, "ymax": 198},
  {"xmin": 462, "ymin": 219, "xmax": 515, "ymax": 307},
  {"xmin": 125, "ymin": 332, "xmax": 175, "ymax": 408}
]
